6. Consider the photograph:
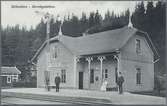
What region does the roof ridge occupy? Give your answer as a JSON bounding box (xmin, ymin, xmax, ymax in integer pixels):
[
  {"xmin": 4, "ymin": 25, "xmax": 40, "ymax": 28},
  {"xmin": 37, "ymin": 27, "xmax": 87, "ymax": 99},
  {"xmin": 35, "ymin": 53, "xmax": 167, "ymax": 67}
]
[
  {"xmin": 31, "ymin": 26, "xmax": 141, "ymax": 61},
  {"xmin": 49, "ymin": 26, "xmax": 129, "ymax": 40},
  {"xmin": 2, "ymin": 66, "xmax": 17, "ymax": 68}
]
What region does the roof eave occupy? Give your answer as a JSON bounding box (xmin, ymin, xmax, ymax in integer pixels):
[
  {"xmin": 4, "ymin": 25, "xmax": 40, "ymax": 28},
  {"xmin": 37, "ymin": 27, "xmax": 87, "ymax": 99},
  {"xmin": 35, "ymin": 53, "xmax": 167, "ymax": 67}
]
[
  {"xmin": 78, "ymin": 49, "xmax": 120, "ymax": 57},
  {"xmin": 137, "ymin": 30, "xmax": 160, "ymax": 59}
]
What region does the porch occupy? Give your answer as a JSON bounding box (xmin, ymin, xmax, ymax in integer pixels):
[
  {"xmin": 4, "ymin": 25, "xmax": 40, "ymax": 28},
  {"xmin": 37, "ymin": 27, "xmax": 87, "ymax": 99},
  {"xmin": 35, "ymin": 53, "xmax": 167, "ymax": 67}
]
[{"xmin": 76, "ymin": 52, "xmax": 121, "ymax": 90}]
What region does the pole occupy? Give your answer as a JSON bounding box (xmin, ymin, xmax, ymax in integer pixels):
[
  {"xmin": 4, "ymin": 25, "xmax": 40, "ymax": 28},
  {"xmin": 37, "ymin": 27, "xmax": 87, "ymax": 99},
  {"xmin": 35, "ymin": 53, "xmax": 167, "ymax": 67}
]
[
  {"xmin": 35, "ymin": 11, "xmax": 52, "ymax": 91},
  {"xmin": 45, "ymin": 14, "xmax": 51, "ymax": 91},
  {"xmin": 46, "ymin": 18, "xmax": 50, "ymax": 52}
]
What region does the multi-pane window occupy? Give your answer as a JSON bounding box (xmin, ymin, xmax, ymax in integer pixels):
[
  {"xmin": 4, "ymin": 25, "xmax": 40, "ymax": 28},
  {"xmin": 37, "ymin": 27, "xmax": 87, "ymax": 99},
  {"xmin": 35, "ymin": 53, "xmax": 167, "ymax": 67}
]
[
  {"xmin": 7, "ymin": 76, "xmax": 11, "ymax": 83},
  {"xmin": 136, "ymin": 39, "xmax": 141, "ymax": 54},
  {"xmin": 52, "ymin": 46, "xmax": 57, "ymax": 58},
  {"xmin": 105, "ymin": 69, "xmax": 108, "ymax": 78},
  {"xmin": 136, "ymin": 68, "xmax": 141, "ymax": 84},
  {"xmin": 61, "ymin": 69, "xmax": 66, "ymax": 83},
  {"xmin": 102, "ymin": 69, "xmax": 108, "ymax": 79},
  {"xmin": 102, "ymin": 69, "xmax": 104, "ymax": 80},
  {"xmin": 90, "ymin": 69, "xmax": 94, "ymax": 83}
]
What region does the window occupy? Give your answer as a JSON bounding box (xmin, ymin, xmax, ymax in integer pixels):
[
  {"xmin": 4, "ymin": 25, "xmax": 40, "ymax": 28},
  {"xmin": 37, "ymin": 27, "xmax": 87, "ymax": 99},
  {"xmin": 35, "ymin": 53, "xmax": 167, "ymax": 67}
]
[
  {"xmin": 105, "ymin": 69, "xmax": 108, "ymax": 78},
  {"xmin": 102, "ymin": 69, "xmax": 108, "ymax": 79},
  {"xmin": 115, "ymin": 67, "xmax": 118, "ymax": 83},
  {"xmin": 53, "ymin": 46, "xmax": 57, "ymax": 58},
  {"xmin": 61, "ymin": 69, "xmax": 66, "ymax": 83},
  {"xmin": 102, "ymin": 69, "xmax": 104, "ymax": 79},
  {"xmin": 7, "ymin": 76, "xmax": 11, "ymax": 83},
  {"xmin": 12, "ymin": 75, "xmax": 18, "ymax": 82},
  {"xmin": 136, "ymin": 68, "xmax": 141, "ymax": 84},
  {"xmin": 136, "ymin": 39, "xmax": 141, "ymax": 54},
  {"xmin": 90, "ymin": 69, "xmax": 94, "ymax": 83}
]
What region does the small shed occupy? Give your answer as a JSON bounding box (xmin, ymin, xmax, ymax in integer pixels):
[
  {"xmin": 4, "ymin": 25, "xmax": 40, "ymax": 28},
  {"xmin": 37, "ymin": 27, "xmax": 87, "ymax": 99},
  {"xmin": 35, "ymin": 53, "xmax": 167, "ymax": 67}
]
[{"xmin": 1, "ymin": 66, "xmax": 21, "ymax": 87}]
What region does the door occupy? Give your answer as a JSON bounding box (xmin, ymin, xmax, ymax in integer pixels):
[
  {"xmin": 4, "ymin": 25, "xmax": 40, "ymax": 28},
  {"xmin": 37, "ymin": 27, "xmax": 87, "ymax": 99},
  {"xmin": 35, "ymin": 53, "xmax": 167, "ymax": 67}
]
[
  {"xmin": 79, "ymin": 72, "xmax": 83, "ymax": 89},
  {"xmin": 2, "ymin": 76, "xmax": 7, "ymax": 86}
]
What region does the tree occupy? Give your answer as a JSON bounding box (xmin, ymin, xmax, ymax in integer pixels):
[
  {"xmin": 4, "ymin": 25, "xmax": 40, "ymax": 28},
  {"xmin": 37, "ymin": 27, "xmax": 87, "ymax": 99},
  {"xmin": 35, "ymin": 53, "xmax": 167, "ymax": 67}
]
[
  {"xmin": 132, "ymin": 1, "xmax": 146, "ymax": 31},
  {"xmin": 145, "ymin": 1, "xmax": 155, "ymax": 31},
  {"xmin": 80, "ymin": 12, "xmax": 89, "ymax": 33},
  {"xmin": 132, "ymin": 1, "xmax": 165, "ymax": 76},
  {"xmin": 94, "ymin": 10, "xmax": 102, "ymax": 25},
  {"xmin": 88, "ymin": 12, "xmax": 96, "ymax": 28}
]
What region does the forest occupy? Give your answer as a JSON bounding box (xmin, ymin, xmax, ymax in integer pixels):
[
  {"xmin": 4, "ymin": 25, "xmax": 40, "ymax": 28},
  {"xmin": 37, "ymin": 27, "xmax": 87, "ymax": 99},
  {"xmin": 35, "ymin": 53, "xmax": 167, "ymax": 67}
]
[{"xmin": 1, "ymin": 1, "xmax": 165, "ymax": 82}]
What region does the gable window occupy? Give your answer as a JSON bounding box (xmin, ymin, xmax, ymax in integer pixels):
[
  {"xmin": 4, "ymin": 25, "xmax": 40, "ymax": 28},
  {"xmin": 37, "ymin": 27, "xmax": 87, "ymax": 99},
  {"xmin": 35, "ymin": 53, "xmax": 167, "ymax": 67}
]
[
  {"xmin": 61, "ymin": 69, "xmax": 66, "ymax": 83},
  {"xmin": 136, "ymin": 68, "xmax": 141, "ymax": 84},
  {"xmin": 136, "ymin": 39, "xmax": 141, "ymax": 54},
  {"xmin": 90, "ymin": 69, "xmax": 94, "ymax": 83},
  {"xmin": 7, "ymin": 76, "xmax": 11, "ymax": 83},
  {"xmin": 53, "ymin": 46, "xmax": 57, "ymax": 58}
]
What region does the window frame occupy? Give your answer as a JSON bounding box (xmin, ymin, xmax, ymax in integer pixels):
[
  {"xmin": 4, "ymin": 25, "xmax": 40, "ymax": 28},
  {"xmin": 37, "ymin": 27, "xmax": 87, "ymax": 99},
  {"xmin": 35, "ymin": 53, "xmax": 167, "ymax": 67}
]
[
  {"xmin": 90, "ymin": 69, "xmax": 94, "ymax": 83},
  {"xmin": 136, "ymin": 68, "xmax": 142, "ymax": 85},
  {"xmin": 135, "ymin": 39, "xmax": 141, "ymax": 54},
  {"xmin": 12, "ymin": 75, "xmax": 18, "ymax": 82},
  {"xmin": 7, "ymin": 76, "xmax": 11, "ymax": 83},
  {"xmin": 105, "ymin": 69, "xmax": 108, "ymax": 79},
  {"xmin": 61, "ymin": 69, "xmax": 66, "ymax": 83},
  {"xmin": 52, "ymin": 46, "xmax": 58, "ymax": 59}
]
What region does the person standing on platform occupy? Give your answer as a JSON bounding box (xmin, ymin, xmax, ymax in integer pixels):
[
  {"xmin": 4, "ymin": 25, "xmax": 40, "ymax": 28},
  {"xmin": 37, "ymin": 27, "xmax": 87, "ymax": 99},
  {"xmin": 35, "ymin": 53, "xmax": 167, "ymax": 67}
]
[
  {"xmin": 117, "ymin": 72, "xmax": 124, "ymax": 94},
  {"xmin": 55, "ymin": 73, "xmax": 61, "ymax": 92}
]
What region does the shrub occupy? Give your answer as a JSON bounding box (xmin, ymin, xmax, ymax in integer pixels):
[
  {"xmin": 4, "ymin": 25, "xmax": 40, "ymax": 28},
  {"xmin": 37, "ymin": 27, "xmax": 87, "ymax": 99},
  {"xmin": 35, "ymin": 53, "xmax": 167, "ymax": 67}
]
[{"xmin": 13, "ymin": 80, "xmax": 36, "ymax": 88}]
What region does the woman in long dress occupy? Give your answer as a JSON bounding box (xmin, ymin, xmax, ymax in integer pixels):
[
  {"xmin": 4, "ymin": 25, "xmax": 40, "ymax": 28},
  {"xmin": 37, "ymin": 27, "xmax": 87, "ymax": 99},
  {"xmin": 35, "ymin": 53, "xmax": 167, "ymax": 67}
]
[{"xmin": 101, "ymin": 79, "xmax": 108, "ymax": 91}]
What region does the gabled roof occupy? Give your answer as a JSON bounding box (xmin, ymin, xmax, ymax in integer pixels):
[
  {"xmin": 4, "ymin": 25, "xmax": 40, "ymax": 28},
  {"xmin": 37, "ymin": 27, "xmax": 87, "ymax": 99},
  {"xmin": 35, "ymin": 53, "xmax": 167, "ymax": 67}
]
[
  {"xmin": 1, "ymin": 66, "xmax": 21, "ymax": 74},
  {"xmin": 59, "ymin": 26, "xmax": 137, "ymax": 55},
  {"xmin": 31, "ymin": 26, "xmax": 159, "ymax": 62}
]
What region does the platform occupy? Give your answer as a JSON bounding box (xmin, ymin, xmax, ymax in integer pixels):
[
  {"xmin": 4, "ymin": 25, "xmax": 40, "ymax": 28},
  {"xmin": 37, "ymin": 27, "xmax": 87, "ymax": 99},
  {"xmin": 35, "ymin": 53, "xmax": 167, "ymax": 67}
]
[{"xmin": 2, "ymin": 88, "xmax": 166, "ymax": 105}]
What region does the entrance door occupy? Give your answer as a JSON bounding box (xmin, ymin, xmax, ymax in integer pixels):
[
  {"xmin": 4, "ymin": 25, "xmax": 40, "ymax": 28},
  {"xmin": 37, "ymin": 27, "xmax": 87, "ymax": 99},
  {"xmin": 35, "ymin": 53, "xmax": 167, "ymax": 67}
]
[
  {"xmin": 2, "ymin": 76, "xmax": 7, "ymax": 86},
  {"xmin": 79, "ymin": 72, "xmax": 83, "ymax": 89}
]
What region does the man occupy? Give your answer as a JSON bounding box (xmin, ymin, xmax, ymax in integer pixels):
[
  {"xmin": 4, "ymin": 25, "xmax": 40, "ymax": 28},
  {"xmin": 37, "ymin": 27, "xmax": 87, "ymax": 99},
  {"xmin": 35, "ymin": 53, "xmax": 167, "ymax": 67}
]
[
  {"xmin": 117, "ymin": 72, "xmax": 124, "ymax": 94},
  {"xmin": 55, "ymin": 73, "xmax": 61, "ymax": 92}
]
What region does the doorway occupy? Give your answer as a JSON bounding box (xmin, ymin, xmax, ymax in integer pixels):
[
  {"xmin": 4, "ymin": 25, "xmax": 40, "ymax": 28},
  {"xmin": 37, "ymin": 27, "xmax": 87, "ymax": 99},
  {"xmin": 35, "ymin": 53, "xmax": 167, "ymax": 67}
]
[{"xmin": 79, "ymin": 72, "xmax": 83, "ymax": 89}]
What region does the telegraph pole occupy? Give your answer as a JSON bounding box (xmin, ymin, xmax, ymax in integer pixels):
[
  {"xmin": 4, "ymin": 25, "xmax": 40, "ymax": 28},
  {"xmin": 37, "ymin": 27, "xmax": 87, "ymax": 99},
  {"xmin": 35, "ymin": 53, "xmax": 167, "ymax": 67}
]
[
  {"xmin": 35, "ymin": 11, "xmax": 62, "ymax": 91},
  {"xmin": 35, "ymin": 11, "xmax": 52, "ymax": 91},
  {"xmin": 35, "ymin": 11, "xmax": 51, "ymax": 52}
]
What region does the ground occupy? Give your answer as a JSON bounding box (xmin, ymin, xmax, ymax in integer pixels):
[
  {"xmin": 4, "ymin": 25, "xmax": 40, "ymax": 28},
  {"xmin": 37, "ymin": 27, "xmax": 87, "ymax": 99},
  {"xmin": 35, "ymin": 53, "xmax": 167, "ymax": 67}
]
[
  {"xmin": 2, "ymin": 97, "xmax": 71, "ymax": 105},
  {"xmin": 1, "ymin": 88, "xmax": 166, "ymax": 105}
]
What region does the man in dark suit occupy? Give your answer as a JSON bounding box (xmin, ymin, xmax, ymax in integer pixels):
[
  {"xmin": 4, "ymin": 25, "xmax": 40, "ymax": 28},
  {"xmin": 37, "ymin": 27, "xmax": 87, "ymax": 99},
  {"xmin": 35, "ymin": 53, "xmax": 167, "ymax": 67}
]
[
  {"xmin": 55, "ymin": 73, "xmax": 61, "ymax": 92},
  {"xmin": 117, "ymin": 72, "xmax": 124, "ymax": 94}
]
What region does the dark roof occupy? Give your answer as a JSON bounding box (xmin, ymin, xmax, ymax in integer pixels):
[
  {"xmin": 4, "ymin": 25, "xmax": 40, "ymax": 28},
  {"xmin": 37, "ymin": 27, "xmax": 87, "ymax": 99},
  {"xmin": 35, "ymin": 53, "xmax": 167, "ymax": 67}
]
[
  {"xmin": 31, "ymin": 26, "xmax": 159, "ymax": 61},
  {"xmin": 59, "ymin": 26, "xmax": 137, "ymax": 55},
  {"xmin": 1, "ymin": 67, "xmax": 21, "ymax": 74}
]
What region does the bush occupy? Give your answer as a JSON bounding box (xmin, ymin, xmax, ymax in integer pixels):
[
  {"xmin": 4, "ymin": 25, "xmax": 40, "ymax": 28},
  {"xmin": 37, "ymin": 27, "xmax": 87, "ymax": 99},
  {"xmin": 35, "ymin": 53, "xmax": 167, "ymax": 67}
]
[{"xmin": 154, "ymin": 75, "xmax": 166, "ymax": 97}]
